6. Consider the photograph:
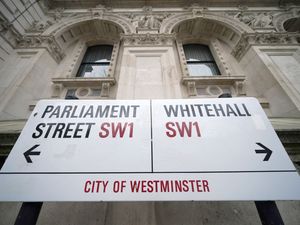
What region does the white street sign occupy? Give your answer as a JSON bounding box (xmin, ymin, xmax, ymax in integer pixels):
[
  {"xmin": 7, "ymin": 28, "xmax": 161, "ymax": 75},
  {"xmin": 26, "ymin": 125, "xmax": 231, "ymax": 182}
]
[{"xmin": 0, "ymin": 97, "xmax": 299, "ymax": 201}]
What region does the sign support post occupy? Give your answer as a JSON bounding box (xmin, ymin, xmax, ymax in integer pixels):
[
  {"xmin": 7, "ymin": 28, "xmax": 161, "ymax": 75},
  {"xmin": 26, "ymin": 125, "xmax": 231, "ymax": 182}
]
[
  {"xmin": 0, "ymin": 157, "xmax": 42, "ymax": 225},
  {"xmin": 218, "ymin": 94, "xmax": 285, "ymax": 225},
  {"xmin": 14, "ymin": 202, "xmax": 42, "ymax": 225},
  {"xmin": 255, "ymin": 201, "xmax": 284, "ymax": 225},
  {"xmin": 13, "ymin": 96, "xmax": 79, "ymax": 225}
]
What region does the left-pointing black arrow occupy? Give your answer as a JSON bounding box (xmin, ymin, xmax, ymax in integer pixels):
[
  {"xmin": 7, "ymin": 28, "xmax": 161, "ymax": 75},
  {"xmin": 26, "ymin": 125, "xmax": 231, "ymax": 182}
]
[{"xmin": 24, "ymin": 144, "xmax": 40, "ymax": 163}]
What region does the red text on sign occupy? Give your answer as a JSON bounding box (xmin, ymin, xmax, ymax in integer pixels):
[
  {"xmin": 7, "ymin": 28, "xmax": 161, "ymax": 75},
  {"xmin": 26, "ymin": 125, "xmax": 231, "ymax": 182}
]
[
  {"xmin": 84, "ymin": 180, "xmax": 109, "ymax": 193},
  {"xmin": 99, "ymin": 122, "xmax": 134, "ymax": 138},
  {"xmin": 165, "ymin": 122, "xmax": 201, "ymax": 138},
  {"xmin": 130, "ymin": 179, "xmax": 210, "ymax": 193}
]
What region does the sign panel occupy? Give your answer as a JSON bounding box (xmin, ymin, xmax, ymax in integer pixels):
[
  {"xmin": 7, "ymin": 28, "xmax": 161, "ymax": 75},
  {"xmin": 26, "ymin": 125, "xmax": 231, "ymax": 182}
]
[
  {"xmin": 0, "ymin": 98, "xmax": 299, "ymax": 201},
  {"xmin": 2, "ymin": 100, "xmax": 151, "ymax": 173}
]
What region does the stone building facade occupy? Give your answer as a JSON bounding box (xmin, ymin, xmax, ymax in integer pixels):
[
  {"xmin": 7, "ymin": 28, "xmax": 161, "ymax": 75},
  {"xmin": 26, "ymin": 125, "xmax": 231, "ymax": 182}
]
[{"xmin": 0, "ymin": 0, "xmax": 300, "ymax": 224}]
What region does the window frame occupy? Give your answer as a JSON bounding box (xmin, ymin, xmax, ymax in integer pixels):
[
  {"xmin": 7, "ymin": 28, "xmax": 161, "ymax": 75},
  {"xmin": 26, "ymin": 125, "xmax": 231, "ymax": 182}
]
[
  {"xmin": 183, "ymin": 43, "xmax": 221, "ymax": 76},
  {"xmin": 76, "ymin": 44, "xmax": 114, "ymax": 78}
]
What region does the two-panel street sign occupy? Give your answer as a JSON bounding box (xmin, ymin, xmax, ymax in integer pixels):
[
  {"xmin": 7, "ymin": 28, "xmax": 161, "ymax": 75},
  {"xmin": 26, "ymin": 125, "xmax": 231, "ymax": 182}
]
[{"xmin": 0, "ymin": 98, "xmax": 299, "ymax": 201}]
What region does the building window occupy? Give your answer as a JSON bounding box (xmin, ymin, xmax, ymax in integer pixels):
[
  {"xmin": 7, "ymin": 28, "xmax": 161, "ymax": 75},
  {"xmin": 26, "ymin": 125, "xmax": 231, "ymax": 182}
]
[
  {"xmin": 183, "ymin": 44, "xmax": 220, "ymax": 76},
  {"xmin": 77, "ymin": 45, "xmax": 113, "ymax": 77}
]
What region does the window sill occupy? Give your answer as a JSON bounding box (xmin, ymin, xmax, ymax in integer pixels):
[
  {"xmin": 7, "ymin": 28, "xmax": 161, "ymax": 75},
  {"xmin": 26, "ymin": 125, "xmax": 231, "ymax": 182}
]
[
  {"xmin": 181, "ymin": 75, "xmax": 246, "ymax": 97},
  {"xmin": 182, "ymin": 76, "xmax": 245, "ymax": 85},
  {"xmin": 52, "ymin": 77, "xmax": 116, "ymax": 87},
  {"xmin": 52, "ymin": 77, "xmax": 116, "ymax": 98}
]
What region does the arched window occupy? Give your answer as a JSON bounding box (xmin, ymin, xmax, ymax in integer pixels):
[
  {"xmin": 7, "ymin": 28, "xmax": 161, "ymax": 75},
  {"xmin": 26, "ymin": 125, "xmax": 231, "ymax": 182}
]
[
  {"xmin": 183, "ymin": 44, "xmax": 220, "ymax": 76},
  {"xmin": 77, "ymin": 45, "xmax": 113, "ymax": 77}
]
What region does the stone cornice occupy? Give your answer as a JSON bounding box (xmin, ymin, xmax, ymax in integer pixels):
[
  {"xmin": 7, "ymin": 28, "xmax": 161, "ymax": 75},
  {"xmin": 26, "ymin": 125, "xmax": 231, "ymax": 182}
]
[
  {"xmin": 15, "ymin": 35, "xmax": 65, "ymax": 63},
  {"xmin": 232, "ymin": 32, "xmax": 300, "ymax": 61},
  {"xmin": 44, "ymin": 1, "xmax": 300, "ymax": 9},
  {"xmin": 181, "ymin": 76, "xmax": 246, "ymax": 85},
  {"xmin": 121, "ymin": 33, "xmax": 175, "ymax": 46},
  {"xmin": 52, "ymin": 77, "xmax": 116, "ymax": 87}
]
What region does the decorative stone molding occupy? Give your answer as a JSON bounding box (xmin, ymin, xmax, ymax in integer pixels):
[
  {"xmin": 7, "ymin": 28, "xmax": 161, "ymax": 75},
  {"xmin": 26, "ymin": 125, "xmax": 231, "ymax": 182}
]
[
  {"xmin": 273, "ymin": 7, "xmax": 300, "ymax": 32},
  {"xmin": 231, "ymin": 35, "xmax": 250, "ymax": 61},
  {"xmin": 176, "ymin": 41, "xmax": 189, "ymax": 77},
  {"xmin": 160, "ymin": 12, "xmax": 252, "ymax": 35},
  {"xmin": 52, "ymin": 77, "xmax": 116, "ymax": 87},
  {"xmin": 15, "ymin": 35, "xmax": 65, "ymax": 63},
  {"xmin": 232, "ymin": 11, "xmax": 274, "ymax": 29},
  {"xmin": 0, "ymin": 15, "xmax": 21, "ymax": 45},
  {"xmin": 211, "ymin": 39, "xmax": 232, "ymax": 76},
  {"xmin": 108, "ymin": 42, "xmax": 120, "ymax": 77},
  {"xmin": 122, "ymin": 10, "xmax": 172, "ymax": 34},
  {"xmin": 63, "ymin": 40, "xmax": 86, "ymax": 78},
  {"xmin": 186, "ymin": 81, "xmax": 197, "ymax": 96},
  {"xmin": 234, "ymin": 81, "xmax": 246, "ymax": 96},
  {"xmin": 87, "ymin": 4, "xmax": 112, "ymax": 19},
  {"xmin": 26, "ymin": 20, "xmax": 53, "ymax": 33},
  {"xmin": 44, "ymin": 12, "xmax": 135, "ymax": 36},
  {"xmin": 182, "ymin": 76, "xmax": 246, "ymax": 97},
  {"xmin": 101, "ymin": 82, "xmax": 111, "ymax": 97},
  {"xmin": 189, "ymin": 4, "xmax": 208, "ymax": 18},
  {"xmin": 51, "ymin": 8, "xmax": 65, "ymax": 22},
  {"xmin": 232, "ymin": 32, "xmax": 300, "ymax": 61},
  {"xmin": 51, "ymin": 83, "xmax": 63, "ymax": 98},
  {"xmin": 142, "ymin": 6, "xmax": 153, "ymax": 13},
  {"xmin": 52, "ymin": 77, "xmax": 116, "ymax": 98},
  {"xmin": 121, "ymin": 33, "xmax": 175, "ymax": 46}
]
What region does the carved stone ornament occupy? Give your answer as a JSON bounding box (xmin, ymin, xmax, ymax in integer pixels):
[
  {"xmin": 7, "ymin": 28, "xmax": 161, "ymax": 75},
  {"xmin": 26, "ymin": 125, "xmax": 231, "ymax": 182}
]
[
  {"xmin": 232, "ymin": 32, "xmax": 300, "ymax": 61},
  {"xmin": 51, "ymin": 83, "xmax": 63, "ymax": 98},
  {"xmin": 189, "ymin": 4, "xmax": 208, "ymax": 18},
  {"xmin": 273, "ymin": 7, "xmax": 300, "ymax": 32},
  {"xmin": 0, "ymin": 16, "xmax": 11, "ymax": 33},
  {"xmin": 26, "ymin": 20, "xmax": 53, "ymax": 33},
  {"xmin": 89, "ymin": 9, "xmax": 104, "ymax": 19},
  {"xmin": 16, "ymin": 35, "xmax": 65, "ymax": 63},
  {"xmin": 51, "ymin": 8, "xmax": 65, "ymax": 22},
  {"xmin": 101, "ymin": 82, "xmax": 111, "ymax": 97},
  {"xmin": 126, "ymin": 13, "xmax": 171, "ymax": 33},
  {"xmin": 235, "ymin": 81, "xmax": 246, "ymax": 96},
  {"xmin": 237, "ymin": 5, "xmax": 249, "ymax": 11},
  {"xmin": 187, "ymin": 81, "xmax": 197, "ymax": 96},
  {"xmin": 88, "ymin": 4, "xmax": 110, "ymax": 19},
  {"xmin": 121, "ymin": 33, "xmax": 175, "ymax": 46},
  {"xmin": 0, "ymin": 15, "xmax": 20, "ymax": 42},
  {"xmin": 143, "ymin": 6, "xmax": 153, "ymax": 13},
  {"xmin": 231, "ymin": 36, "xmax": 250, "ymax": 60},
  {"xmin": 233, "ymin": 11, "xmax": 274, "ymax": 29},
  {"xmin": 95, "ymin": 4, "xmax": 106, "ymax": 9},
  {"xmin": 138, "ymin": 15, "xmax": 162, "ymax": 29},
  {"xmin": 182, "ymin": 76, "xmax": 246, "ymax": 97}
]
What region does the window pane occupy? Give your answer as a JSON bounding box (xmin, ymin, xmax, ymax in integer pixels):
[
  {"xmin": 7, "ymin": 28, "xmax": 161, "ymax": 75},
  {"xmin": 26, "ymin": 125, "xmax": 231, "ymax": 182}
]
[
  {"xmin": 77, "ymin": 64, "xmax": 109, "ymax": 77},
  {"xmin": 77, "ymin": 45, "xmax": 113, "ymax": 77},
  {"xmin": 82, "ymin": 45, "xmax": 113, "ymax": 63},
  {"xmin": 187, "ymin": 63, "xmax": 220, "ymax": 76},
  {"xmin": 183, "ymin": 44, "xmax": 214, "ymax": 61},
  {"xmin": 183, "ymin": 44, "xmax": 221, "ymax": 76}
]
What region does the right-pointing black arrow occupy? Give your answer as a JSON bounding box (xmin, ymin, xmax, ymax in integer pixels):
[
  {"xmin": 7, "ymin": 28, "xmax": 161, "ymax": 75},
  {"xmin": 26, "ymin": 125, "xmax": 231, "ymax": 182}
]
[
  {"xmin": 24, "ymin": 144, "xmax": 40, "ymax": 163},
  {"xmin": 255, "ymin": 142, "xmax": 272, "ymax": 161}
]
